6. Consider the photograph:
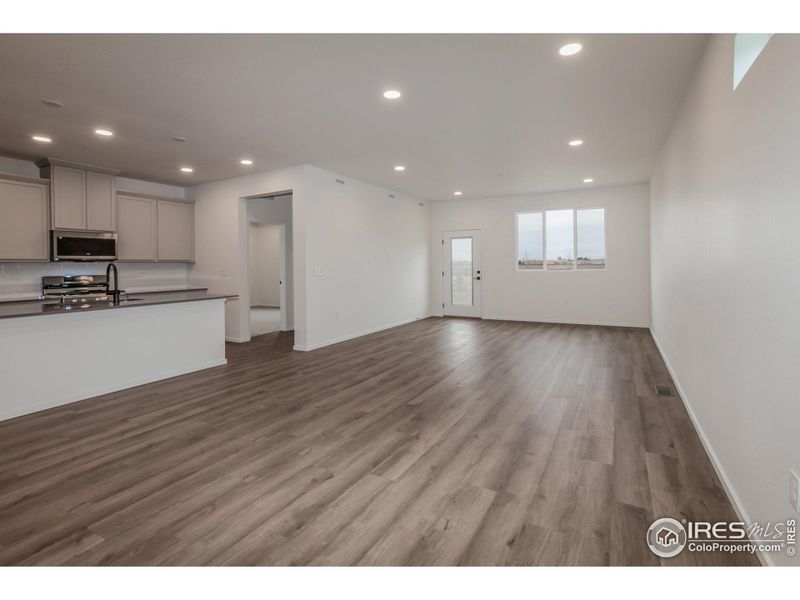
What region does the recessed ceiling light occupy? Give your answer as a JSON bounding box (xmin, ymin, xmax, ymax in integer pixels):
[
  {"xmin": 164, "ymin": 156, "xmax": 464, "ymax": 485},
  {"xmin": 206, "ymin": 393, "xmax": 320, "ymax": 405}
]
[
  {"xmin": 41, "ymin": 99, "xmax": 63, "ymax": 108},
  {"xmin": 394, "ymin": 165, "xmax": 406, "ymax": 172},
  {"xmin": 95, "ymin": 129, "xmax": 113, "ymax": 137},
  {"xmin": 180, "ymin": 167, "xmax": 194, "ymax": 173},
  {"xmin": 453, "ymin": 191, "xmax": 463, "ymax": 196},
  {"xmin": 171, "ymin": 136, "xmax": 187, "ymax": 142},
  {"xmin": 240, "ymin": 159, "xmax": 253, "ymax": 166},
  {"xmin": 559, "ymin": 43, "xmax": 583, "ymax": 56},
  {"xmin": 583, "ymin": 178, "xmax": 594, "ymax": 183},
  {"xmin": 32, "ymin": 135, "xmax": 52, "ymax": 143},
  {"xmin": 383, "ymin": 90, "xmax": 402, "ymax": 100},
  {"xmin": 568, "ymin": 139, "xmax": 584, "ymax": 147}
]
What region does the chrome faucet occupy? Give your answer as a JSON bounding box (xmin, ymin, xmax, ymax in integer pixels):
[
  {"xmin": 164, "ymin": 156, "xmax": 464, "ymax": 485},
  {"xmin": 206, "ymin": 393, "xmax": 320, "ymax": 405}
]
[{"xmin": 106, "ymin": 262, "xmax": 121, "ymax": 305}]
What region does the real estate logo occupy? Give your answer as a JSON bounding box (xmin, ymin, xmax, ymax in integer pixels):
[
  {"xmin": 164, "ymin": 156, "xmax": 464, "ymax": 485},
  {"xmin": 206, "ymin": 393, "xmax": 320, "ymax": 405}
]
[
  {"xmin": 646, "ymin": 517, "xmax": 797, "ymax": 559},
  {"xmin": 646, "ymin": 517, "xmax": 687, "ymax": 558}
]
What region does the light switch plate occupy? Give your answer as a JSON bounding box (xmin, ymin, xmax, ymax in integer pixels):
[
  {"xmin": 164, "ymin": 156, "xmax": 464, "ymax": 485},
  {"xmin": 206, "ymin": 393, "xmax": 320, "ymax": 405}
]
[{"xmin": 791, "ymin": 469, "xmax": 800, "ymax": 514}]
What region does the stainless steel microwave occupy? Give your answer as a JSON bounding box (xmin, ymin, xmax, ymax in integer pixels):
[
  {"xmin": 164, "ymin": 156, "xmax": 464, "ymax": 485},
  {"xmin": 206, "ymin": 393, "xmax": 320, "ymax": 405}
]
[{"xmin": 51, "ymin": 230, "xmax": 118, "ymax": 261}]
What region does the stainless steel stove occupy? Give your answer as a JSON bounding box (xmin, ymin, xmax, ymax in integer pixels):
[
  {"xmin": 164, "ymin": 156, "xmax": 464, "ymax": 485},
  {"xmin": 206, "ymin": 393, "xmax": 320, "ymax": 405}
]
[{"xmin": 41, "ymin": 275, "xmax": 114, "ymax": 303}]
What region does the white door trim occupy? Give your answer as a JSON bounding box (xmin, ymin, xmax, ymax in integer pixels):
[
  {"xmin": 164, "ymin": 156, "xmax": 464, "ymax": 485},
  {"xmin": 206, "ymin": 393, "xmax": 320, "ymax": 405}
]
[{"xmin": 277, "ymin": 223, "xmax": 288, "ymax": 331}]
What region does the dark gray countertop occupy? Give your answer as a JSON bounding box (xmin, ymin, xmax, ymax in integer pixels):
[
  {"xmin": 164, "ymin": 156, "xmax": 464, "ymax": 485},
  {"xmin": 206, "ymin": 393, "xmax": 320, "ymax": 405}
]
[
  {"xmin": 0, "ymin": 290, "xmax": 236, "ymax": 320},
  {"xmin": 0, "ymin": 286, "xmax": 211, "ymax": 304}
]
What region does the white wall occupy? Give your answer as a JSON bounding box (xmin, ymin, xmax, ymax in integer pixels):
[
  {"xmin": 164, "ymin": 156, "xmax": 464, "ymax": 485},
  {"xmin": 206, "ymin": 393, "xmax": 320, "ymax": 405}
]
[
  {"xmin": 187, "ymin": 165, "xmax": 307, "ymax": 345},
  {"xmin": 301, "ymin": 166, "xmax": 430, "ymax": 349},
  {"xmin": 0, "ymin": 154, "xmax": 190, "ymax": 299},
  {"xmin": 430, "ymin": 184, "xmax": 650, "ymax": 327},
  {"xmin": 116, "ymin": 176, "xmax": 186, "ymax": 200},
  {"xmin": 248, "ymin": 224, "xmax": 281, "ymax": 307},
  {"xmin": 188, "ymin": 165, "xmax": 430, "ymax": 349},
  {"xmin": 0, "ymin": 155, "xmax": 39, "ymax": 178},
  {"xmin": 650, "ymin": 34, "xmax": 800, "ymax": 565}
]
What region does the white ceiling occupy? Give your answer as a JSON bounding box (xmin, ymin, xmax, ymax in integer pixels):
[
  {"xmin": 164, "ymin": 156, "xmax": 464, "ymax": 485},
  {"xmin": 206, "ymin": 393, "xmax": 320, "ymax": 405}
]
[{"xmin": 0, "ymin": 34, "xmax": 706, "ymax": 199}]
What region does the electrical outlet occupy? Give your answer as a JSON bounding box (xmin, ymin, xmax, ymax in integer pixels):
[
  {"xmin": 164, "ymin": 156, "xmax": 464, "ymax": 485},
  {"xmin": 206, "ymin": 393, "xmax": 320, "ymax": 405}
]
[{"xmin": 791, "ymin": 469, "xmax": 800, "ymax": 514}]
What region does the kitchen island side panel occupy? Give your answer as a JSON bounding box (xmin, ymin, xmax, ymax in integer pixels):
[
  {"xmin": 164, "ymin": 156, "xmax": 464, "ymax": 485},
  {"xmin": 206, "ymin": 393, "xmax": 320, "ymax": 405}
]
[{"xmin": 0, "ymin": 298, "xmax": 226, "ymax": 421}]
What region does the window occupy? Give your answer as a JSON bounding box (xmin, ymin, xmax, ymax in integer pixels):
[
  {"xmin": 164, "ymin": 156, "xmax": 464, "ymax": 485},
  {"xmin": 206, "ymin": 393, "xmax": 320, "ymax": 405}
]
[
  {"xmin": 733, "ymin": 34, "xmax": 772, "ymax": 90},
  {"xmin": 576, "ymin": 208, "xmax": 605, "ymax": 269},
  {"xmin": 545, "ymin": 209, "xmax": 574, "ymax": 270},
  {"xmin": 516, "ymin": 207, "xmax": 605, "ymax": 271},
  {"xmin": 516, "ymin": 212, "xmax": 543, "ymax": 269}
]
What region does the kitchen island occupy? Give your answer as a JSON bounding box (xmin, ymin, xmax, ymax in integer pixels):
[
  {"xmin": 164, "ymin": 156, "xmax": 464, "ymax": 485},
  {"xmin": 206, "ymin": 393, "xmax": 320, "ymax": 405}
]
[{"xmin": 0, "ymin": 290, "xmax": 235, "ymax": 421}]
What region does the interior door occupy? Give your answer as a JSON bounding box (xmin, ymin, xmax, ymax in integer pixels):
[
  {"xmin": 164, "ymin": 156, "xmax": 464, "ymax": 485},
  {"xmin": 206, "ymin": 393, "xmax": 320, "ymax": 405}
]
[{"xmin": 443, "ymin": 230, "xmax": 482, "ymax": 318}]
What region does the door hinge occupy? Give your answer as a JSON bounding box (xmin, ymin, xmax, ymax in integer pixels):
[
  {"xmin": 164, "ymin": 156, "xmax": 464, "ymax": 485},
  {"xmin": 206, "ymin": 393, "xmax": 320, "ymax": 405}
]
[
  {"xmin": 441, "ymin": 239, "xmax": 444, "ymax": 245},
  {"xmin": 442, "ymin": 302, "xmax": 445, "ymax": 308},
  {"xmin": 442, "ymin": 270, "xmax": 444, "ymax": 277}
]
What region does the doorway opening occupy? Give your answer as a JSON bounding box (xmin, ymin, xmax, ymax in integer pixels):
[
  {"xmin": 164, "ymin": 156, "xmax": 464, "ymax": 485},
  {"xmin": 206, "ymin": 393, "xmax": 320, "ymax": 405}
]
[
  {"xmin": 246, "ymin": 193, "xmax": 293, "ymax": 338},
  {"xmin": 248, "ymin": 223, "xmax": 283, "ymax": 336}
]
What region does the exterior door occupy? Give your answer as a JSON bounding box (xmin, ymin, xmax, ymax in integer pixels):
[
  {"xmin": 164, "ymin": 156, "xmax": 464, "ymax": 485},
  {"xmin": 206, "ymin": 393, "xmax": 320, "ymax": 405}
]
[{"xmin": 443, "ymin": 230, "xmax": 482, "ymax": 318}]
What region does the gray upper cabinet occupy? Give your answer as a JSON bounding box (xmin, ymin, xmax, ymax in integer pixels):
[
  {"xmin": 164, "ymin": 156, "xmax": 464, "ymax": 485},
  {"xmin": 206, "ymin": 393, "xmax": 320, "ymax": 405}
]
[
  {"xmin": 37, "ymin": 159, "xmax": 119, "ymax": 232},
  {"xmin": 86, "ymin": 172, "xmax": 117, "ymax": 231},
  {"xmin": 117, "ymin": 195, "xmax": 158, "ymax": 261},
  {"xmin": 0, "ymin": 175, "xmax": 50, "ymax": 261},
  {"xmin": 116, "ymin": 194, "xmax": 195, "ymax": 263},
  {"xmin": 157, "ymin": 200, "xmax": 194, "ymax": 262},
  {"xmin": 51, "ymin": 165, "xmax": 86, "ymax": 230}
]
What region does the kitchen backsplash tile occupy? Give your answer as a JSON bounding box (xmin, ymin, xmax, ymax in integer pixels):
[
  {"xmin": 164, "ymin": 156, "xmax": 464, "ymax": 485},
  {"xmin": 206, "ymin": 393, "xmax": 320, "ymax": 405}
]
[{"xmin": 0, "ymin": 262, "xmax": 190, "ymax": 299}]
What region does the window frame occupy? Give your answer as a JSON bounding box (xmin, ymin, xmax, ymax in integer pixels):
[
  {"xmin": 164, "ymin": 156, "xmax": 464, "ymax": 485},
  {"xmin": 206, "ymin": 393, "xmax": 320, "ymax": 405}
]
[{"xmin": 515, "ymin": 207, "xmax": 607, "ymax": 272}]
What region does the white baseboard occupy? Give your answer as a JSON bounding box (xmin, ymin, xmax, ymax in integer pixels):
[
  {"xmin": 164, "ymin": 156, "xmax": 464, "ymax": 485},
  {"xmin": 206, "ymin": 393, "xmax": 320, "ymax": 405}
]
[
  {"xmin": 650, "ymin": 329, "xmax": 769, "ymax": 566},
  {"xmin": 481, "ymin": 314, "xmax": 650, "ymax": 328},
  {"xmin": 226, "ymin": 336, "xmax": 249, "ymax": 343},
  {"xmin": 429, "ymin": 310, "xmax": 648, "ymax": 329},
  {"xmin": 293, "ymin": 315, "xmax": 431, "ymax": 352},
  {"xmin": 0, "ymin": 358, "xmax": 227, "ymax": 423}
]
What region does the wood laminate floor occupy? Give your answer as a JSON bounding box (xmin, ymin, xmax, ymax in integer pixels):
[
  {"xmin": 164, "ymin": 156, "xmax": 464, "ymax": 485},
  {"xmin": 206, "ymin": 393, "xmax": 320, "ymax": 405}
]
[{"xmin": 0, "ymin": 318, "xmax": 757, "ymax": 566}]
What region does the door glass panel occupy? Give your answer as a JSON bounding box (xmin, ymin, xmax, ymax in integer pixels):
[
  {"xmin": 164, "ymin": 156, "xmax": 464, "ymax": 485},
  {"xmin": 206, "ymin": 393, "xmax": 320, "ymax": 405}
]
[{"xmin": 451, "ymin": 237, "xmax": 473, "ymax": 306}]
